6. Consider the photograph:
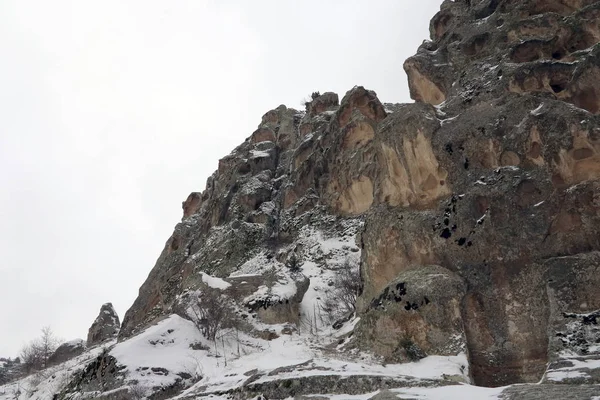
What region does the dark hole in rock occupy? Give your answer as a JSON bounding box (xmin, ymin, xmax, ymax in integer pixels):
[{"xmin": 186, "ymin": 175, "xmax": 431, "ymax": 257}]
[
  {"xmin": 464, "ymin": 158, "xmax": 470, "ymax": 170},
  {"xmin": 445, "ymin": 143, "xmax": 454, "ymax": 154},
  {"xmin": 452, "ymin": 224, "xmax": 458, "ymax": 232},
  {"xmin": 474, "ymin": 0, "xmax": 500, "ymax": 19},
  {"xmin": 440, "ymin": 228, "xmax": 452, "ymax": 239},
  {"xmin": 444, "ymin": 218, "xmax": 450, "ymax": 226},
  {"xmin": 467, "ymin": 241, "xmax": 473, "ymax": 247},
  {"xmin": 457, "ymin": 237, "xmax": 467, "ymax": 246},
  {"xmin": 396, "ymin": 282, "xmax": 407, "ymax": 296},
  {"xmin": 238, "ymin": 163, "xmax": 251, "ymax": 174},
  {"xmin": 552, "ymin": 51, "xmax": 563, "ymax": 60},
  {"xmin": 496, "ymin": 18, "xmax": 504, "ymax": 27},
  {"xmin": 497, "ymin": 69, "xmax": 503, "ymax": 77},
  {"xmin": 550, "ymin": 83, "xmax": 566, "ymax": 93},
  {"xmin": 424, "ymin": 296, "xmax": 430, "ymax": 305}
]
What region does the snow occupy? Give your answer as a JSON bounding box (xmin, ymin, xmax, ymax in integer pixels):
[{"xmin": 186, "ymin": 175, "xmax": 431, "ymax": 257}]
[
  {"xmin": 250, "ymin": 149, "xmax": 271, "ymax": 158},
  {"xmin": 530, "ymin": 104, "xmax": 545, "ymax": 116},
  {"xmin": 174, "ymin": 331, "xmax": 469, "ymax": 398},
  {"xmin": 110, "ymin": 315, "xmax": 207, "ymax": 390},
  {"xmin": 391, "ymin": 384, "xmax": 506, "ymax": 399},
  {"xmin": 546, "ymin": 369, "xmax": 589, "ymax": 382},
  {"xmin": 440, "ymin": 115, "xmax": 460, "ymax": 125},
  {"xmin": 200, "ymin": 272, "xmax": 231, "ymax": 290}
]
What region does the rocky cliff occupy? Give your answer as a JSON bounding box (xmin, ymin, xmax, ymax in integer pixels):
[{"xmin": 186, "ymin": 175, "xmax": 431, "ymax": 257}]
[{"xmin": 113, "ymin": 0, "xmax": 600, "ymax": 390}]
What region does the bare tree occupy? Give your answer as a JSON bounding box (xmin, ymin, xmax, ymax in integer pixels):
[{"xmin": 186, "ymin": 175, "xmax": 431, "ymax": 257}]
[
  {"xmin": 321, "ymin": 258, "xmax": 362, "ymax": 323},
  {"xmin": 20, "ymin": 342, "xmax": 43, "ymax": 374},
  {"xmin": 39, "ymin": 327, "xmax": 59, "ymax": 369},
  {"xmin": 19, "ymin": 326, "xmax": 59, "ymax": 373},
  {"xmin": 189, "ymin": 287, "xmax": 235, "ymax": 343}
]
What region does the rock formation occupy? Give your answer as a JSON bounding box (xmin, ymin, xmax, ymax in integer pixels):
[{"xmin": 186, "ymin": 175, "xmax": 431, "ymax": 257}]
[
  {"xmin": 87, "ymin": 303, "xmax": 120, "ymax": 347},
  {"xmin": 48, "ymin": 339, "xmax": 86, "ymax": 366},
  {"xmin": 118, "ymin": 0, "xmax": 600, "ymax": 388}
]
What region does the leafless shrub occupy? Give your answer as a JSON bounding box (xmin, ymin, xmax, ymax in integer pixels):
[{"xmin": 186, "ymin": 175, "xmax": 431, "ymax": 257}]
[
  {"xmin": 189, "ymin": 287, "xmax": 236, "ymax": 343},
  {"xmin": 321, "ymin": 259, "xmax": 361, "ymax": 323},
  {"xmin": 300, "ymin": 91, "xmax": 322, "ymax": 109},
  {"xmin": 129, "ymin": 382, "xmax": 147, "ymax": 400}
]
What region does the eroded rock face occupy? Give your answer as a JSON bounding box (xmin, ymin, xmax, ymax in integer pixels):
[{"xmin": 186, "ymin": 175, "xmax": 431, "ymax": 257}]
[
  {"xmin": 87, "ymin": 303, "xmax": 121, "ymax": 347},
  {"xmin": 119, "ymin": 0, "xmax": 600, "ymax": 389},
  {"xmin": 367, "ymin": 0, "xmax": 600, "ymax": 387}
]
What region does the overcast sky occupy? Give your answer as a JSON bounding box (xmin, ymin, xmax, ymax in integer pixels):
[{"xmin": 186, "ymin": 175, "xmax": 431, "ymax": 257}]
[{"xmin": 0, "ymin": 0, "xmax": 443, "ymax": 357}]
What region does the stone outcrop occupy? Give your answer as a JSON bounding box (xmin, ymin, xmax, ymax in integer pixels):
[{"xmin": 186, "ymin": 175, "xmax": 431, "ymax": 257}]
[
  {"xmin": 118, "ymin": 0, "xmax": 600, "ymax": 389},
  {"xmin": 87, "ymin": 303, "xmax": 120, "ymax": 347},
  {"xmin": 49, "ymin": 339, "xmax": 87, "ymax": 365}
]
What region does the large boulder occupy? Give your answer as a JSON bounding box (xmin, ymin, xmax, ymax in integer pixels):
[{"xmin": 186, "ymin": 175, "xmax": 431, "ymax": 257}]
[{"xmin": 48, "ymin": 339, "xmax": 86, "ymax": 365}]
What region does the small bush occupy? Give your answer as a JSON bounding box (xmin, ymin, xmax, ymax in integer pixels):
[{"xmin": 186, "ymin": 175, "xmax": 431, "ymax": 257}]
[
  {"xmin": 400, "ymin": 338, "xmax": 426, "ymax": 361},
  {"xmin": 129, "ymin": 383, "xmax": 147, "ymax": 400},
  {"xmin": 285, "ymin": 253, "xmax": 301, "ymax": 273}
]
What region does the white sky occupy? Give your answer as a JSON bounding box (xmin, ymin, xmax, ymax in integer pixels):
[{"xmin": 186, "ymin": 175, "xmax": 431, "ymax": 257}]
[{"xmin": 0, "ymin": 0, "xmax": 443, "ymax": 357}]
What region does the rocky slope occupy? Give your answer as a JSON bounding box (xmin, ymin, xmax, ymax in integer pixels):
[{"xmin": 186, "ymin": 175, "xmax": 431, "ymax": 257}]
[
  {"xmin": 120, "ymin": 0, "xmax": 600, "ymax": 388},
  {"xmin": 3, "ymin": 0, "xmax": 600, "ymax": 398}
]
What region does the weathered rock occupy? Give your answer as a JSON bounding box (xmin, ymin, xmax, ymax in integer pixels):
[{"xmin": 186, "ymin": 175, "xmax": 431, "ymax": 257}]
[
  {"xmin": 87, "ymin": 303, "xmax": 120, "ymax": 347},
  {"xmin": 182, "ymin": 192, "xmax": 202, "ymax": 219},
  {"xmin": 355, "ymin": 265, "xmax": 466, "ymax": 363},
  {"xmin": 48, "ymin": 339, "xmax": 86, "ymax": 365}
]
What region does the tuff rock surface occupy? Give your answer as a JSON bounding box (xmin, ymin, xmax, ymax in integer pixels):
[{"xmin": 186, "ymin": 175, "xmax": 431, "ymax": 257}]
[
  {"xmin": 87, "ymin": 303, "xmax": 121, "ymax": 347},
  {"xmin": 113, "ymin": 0, "xmax": 600, "ymax": 390}
]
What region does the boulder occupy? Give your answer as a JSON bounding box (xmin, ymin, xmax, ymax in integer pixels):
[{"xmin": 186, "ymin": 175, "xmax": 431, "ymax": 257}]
[{"xmin": 48, "ymin": 339, "xmax": 86, "ymax": 365}]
